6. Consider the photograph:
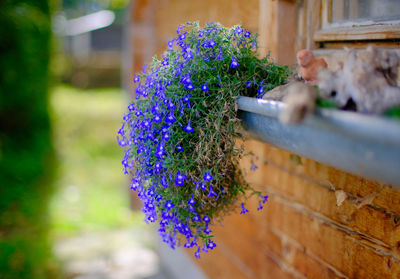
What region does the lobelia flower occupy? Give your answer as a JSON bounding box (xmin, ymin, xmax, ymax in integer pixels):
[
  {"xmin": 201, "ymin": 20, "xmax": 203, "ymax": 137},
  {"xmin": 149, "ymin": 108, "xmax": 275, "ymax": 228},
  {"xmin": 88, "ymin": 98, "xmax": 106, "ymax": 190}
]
[
  {"xmin": 185, "ymin": 83, "xmax": 194, "ymax": 90},
  {"xmin": 203, "ymin": 214, "xmax": 210, "ymax": 224},
  {"xmin": 118, "ymin": 21, "xmax": 286, "ymax": 259},
  {"xmin": 257, "ymin": 85, "xmax": 265, "ymax": 98},
  {"xmin": 153, "ymin": 114, "xmax": 162, "ymax": 123},
  {"xmin": 207, "ymin": 240, "xmax": 217, "ymax": 250},
  {"xmin": 240, "ymin": 203, "xmax": 249, "ymax": 214},
  {"xmin": 208, "ymin": 185, "xmax": 217, "ymax": 198},
  {"xmin": 201, "ymin": 83, "xmax": 209, "ymax": 92},
  {"xmin": 165, "ymin": 200, "xmax": 175, "ymax": 210},
  {"xmin": 188, "ymin": 195, "xmax": 196, "ymax": 206},
  {"xmin": 216, "ymin": 47, "xmax": 223, "ymax": 61},
  {"xmin": 166, "ymin": 113, "xmax": 176, "ymax": 123},
  {"xmin": 175, "ymin": 170, "xmax": 187, "ymax": 186},
  {"xmin": 162, "ymin": 58, "xmax": 169, "ymax": 66},
  {"xmin": 183, "ymin": 121, "xmax": 194, "ymax": 133},
  {"xmin": 162, "ymin": 132, "xmax": 170, "ymax": 141},
  {"xmin": 194, "ymin": 247, "xmax": 201, "ymax": 259},
  {"xmin": 230, "ymin": 56, "xmax": 240, "ymax": 68},
  {"xmin": 203, "ymin": 172, "xmax": 213, "ymax": 182},
  {"xmin": 204, "ymin": 225, "xmax": 212, "ymax": 235},
  {"xmin": 192, "ymin": 215, "xmax": 200, "ymax": 222}
]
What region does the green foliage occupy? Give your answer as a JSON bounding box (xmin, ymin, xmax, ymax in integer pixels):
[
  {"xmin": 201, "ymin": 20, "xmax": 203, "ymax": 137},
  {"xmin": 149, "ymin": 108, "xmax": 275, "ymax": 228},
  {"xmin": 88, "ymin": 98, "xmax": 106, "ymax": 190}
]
[
  {"xmin": 0, "ymin": 1, "xmax": 56, "ymax": 278},
  {"xmin": 384, "ymin": 106, "xmax": 400, "ymax": 119},
  {"xmin": 316, "ymin": 97, "xmax": 340, "ymax": 109}
]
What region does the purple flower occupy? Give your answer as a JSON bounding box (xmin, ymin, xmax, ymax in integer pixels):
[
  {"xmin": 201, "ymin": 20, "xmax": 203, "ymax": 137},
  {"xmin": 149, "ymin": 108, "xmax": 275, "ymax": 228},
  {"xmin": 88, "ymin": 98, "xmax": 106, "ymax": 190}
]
[
  {"xmin": 240, "ymin": 203, "xmax": 249, "ymax": 214},
  {"xmin": 179, "ymin": 32, "xmax": 187, "ymax": 40},
  {"xmin": 176, "ymin": 145, "xmax": 184, "ymax": 151},
  {"xmin": 175, "ymin": 170, "xmax": 187, "ymax": 186},
  {"xmin": 167, "ymin": 102, "xmax": 175, "ymax": 110},
  {"xmin": 194, "ymin": 247, "xmax": 201, "ymax": 259},
  {"xmin": 130, "ymin": 179, "xmax": 140, "ymax": 191},
  {"xmin": 234, "ymin": 26, "xmax": 243, "ymax": 34},
  {"xmin": 208, "ymin": 185, "xmax": 217, "ymax": 198},
  {"xmin": 183, "ymin": 121, "xmax": 194, "ymax": 133},
  {"xmin": 162, "ymin": 132, "xmax": 170, "ymax": 141},
  {"xmin": 168, "ymin": 39, "xmax": 174, "ymax": 48},
  {"xmin": 156, "ymin": 143, "xmax": 165, "ymax": 158},
  {"xmin": 204, "ymin": 226, "xmax": 212, "ymax": 235},
  {"xmin": 166, "ymin": 113, "xmax": 176, "ymax": 123},
  {"xmin": 176, "ymin": 25, "xmax": 184, "ymax": 34},
  {"xmin": 203, "ymin": 172, "xmax": 213, "ymax": 182},
  {"xmin": 162, "ymin": 58, "xmax": 169, "ymax": 66},
  {"xmin": 188, "ymin": 195, "xmax": 196, "ymax": 206},
  {"xmin": 246, "ymin": 81, "xmax": 252, "ymax": 88},
  {"xmin": 153, "ymin": 115, "xmax": 161, "ymax": 122},
  {"xmin": 230, "ymin": 57, "xmax": 240, "ymax": 68},
  {"xmin": 133, "ymin": 75, "xmax": 140, "ymax": 83},
  {"xmin": 186, "ymin": 84, "xmax": 194, "ymax": 91},
  {"xmin": 208, "ymin": 39, "xmax": 216, "ymax": 48},
  {"xmin": 207, "ymin": 240, "xmax": 216, "ymax": 250},
  {"xmin": 217, "ymin": 47, "xmax": 223, "ymax": 61},
  {"xmin": 183, "ymin": 94, "xmax": 192, "ymax": 102},
  {"xmin": 244, "ymin": 31, "xmax": 251, "ymax": 37},
  {"xmin": 184, "ymin": 52, "xmax": 193, "ymax": 60},
  {"xmin": 128, "ymin": 104, "xmax": 135, "ymax": 111},
  {"xmin": 165, "ymin": 200, "xmax": 174, "ymax": 210},
  {"xmin": 250, "ymin": 162, "xmax": 258, "ymax": 171},
  {"xmin": 203, "ymin": 214, "xmax": 210, "ymax": 223},
  {"xmin": 201, "ymin": 83, "xmax": 209, "ymax": 92},
  {"xmin": 142, "ymin": 119, "xmax": 150, "ymax": 129},
  {"xmin": 155, "ymin": 162, "xmax": 162, "ymax": 173}
]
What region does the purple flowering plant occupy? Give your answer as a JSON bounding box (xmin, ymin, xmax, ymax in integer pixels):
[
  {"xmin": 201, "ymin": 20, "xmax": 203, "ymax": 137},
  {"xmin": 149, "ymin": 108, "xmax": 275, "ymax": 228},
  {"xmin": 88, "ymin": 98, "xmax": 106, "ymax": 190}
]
[{"xmin": 117, "ymin": 22, "xmax": 289, "ymax": 258}]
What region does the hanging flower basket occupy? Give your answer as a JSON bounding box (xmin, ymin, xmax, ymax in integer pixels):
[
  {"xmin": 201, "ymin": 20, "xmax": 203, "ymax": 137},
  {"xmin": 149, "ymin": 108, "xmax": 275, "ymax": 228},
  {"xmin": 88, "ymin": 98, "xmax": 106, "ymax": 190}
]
[{"xmin": 117, "ymin": 22, "xmax": 290, "ymax": 258}]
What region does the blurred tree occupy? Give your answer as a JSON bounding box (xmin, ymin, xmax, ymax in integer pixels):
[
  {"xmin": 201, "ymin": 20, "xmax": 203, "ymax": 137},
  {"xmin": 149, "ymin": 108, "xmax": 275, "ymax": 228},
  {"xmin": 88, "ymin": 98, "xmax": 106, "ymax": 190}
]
[{"xmin": 0, "ymin": 0, "xmax": 57, "ymax": 278}]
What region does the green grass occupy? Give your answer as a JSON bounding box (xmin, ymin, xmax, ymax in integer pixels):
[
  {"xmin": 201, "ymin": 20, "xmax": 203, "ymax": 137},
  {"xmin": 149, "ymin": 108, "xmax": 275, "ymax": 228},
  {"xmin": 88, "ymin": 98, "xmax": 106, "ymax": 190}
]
[{"xmin": 49, "ymin": 85, "xmax": 143, "ymax": 237}]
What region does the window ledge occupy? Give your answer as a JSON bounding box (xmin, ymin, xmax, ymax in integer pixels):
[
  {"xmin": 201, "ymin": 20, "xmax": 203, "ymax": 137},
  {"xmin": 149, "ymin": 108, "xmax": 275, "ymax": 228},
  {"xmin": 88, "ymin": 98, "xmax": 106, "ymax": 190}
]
[
  {"xmin": 314, "ymin": 24, "xmax": 400, "ymax": 42},
  {"xmin": 237, "ymin": 96, "xmax": 400, "ymax": 187}
]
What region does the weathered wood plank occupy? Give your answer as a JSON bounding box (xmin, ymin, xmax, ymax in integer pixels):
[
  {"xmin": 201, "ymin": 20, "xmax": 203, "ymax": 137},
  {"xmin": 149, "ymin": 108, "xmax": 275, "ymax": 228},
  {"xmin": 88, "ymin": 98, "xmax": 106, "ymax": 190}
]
[
  {"xmin": 240, "ymin": 151, "xmax": 400, "ymax": 250},
  {"xmin": 247, "ymin": 196, "xmax": 400, "ymax": 278},
  {"xmin": 242, "ymin": 140, "xmax": 400, "ymax": 216}
]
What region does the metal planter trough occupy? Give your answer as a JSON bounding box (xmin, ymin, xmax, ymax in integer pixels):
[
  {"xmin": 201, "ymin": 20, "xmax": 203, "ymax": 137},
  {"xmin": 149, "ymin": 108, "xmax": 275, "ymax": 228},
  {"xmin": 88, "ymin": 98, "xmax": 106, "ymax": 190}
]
[{"xmin": 237, "ymin": 96, "xmax": 400, "ymax": 187}]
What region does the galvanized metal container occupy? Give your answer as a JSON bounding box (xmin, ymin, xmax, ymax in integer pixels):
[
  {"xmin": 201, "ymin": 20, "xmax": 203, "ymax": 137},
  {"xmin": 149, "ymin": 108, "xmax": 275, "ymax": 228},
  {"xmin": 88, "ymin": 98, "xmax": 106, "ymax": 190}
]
[{"xmin": 237, "ymin": 96, "xmax": 400, "ymax": 187}]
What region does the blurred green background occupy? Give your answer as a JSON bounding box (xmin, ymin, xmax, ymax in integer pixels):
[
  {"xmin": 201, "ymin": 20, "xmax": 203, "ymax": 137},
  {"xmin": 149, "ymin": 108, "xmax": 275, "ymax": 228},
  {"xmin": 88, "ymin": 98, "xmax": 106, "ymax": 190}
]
[
  {"xmin": 0, "ymin": 0, "xmax": 151, "ymax": 278},
  {"xmin": 50, "ymin": 85, "xmax": 140, "ymax": 236}
]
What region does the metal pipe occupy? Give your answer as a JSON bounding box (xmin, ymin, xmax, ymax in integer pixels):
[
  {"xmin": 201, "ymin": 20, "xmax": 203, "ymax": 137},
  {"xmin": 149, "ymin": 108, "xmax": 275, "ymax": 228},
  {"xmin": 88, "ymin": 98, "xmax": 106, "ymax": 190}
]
[{"xmin": 237, "ymin": 96, "xmax": 400, "ymax": 187}]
